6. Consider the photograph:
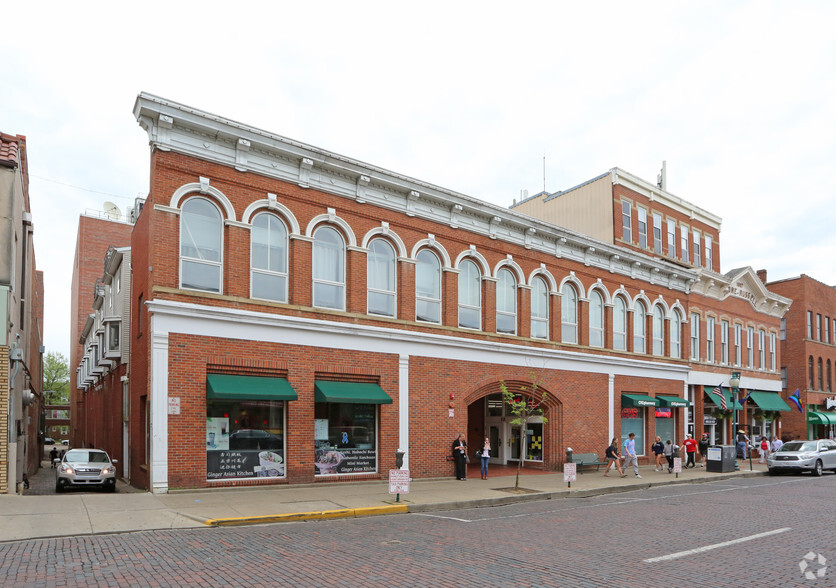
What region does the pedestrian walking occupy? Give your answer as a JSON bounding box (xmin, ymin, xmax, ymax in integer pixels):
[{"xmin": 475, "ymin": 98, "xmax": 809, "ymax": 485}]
[
  {"xmin": 736, "ymin": 430, "xmax": 750, "ymax": 459},
  {"xmin": 651, "ymin": 436, "xmax": 665, "ymax": 471},
  {"xmin": 698, "ymin": 433, "xmax": 709, "ymax": 467},
  {"xmin": 452, "ymin": 433, "xmax": 468, "ymax": 480},
  {"xmin": 682, "ymin": 434, "xmax": 697, "ymax": 468},
  {"xmin": 770, "ymin": 435, "xmax": 783, "ymax": 453},
  {"xmin": 759, "ymin": 436, "xmax": 769, "ymax": 464},
  {"xmin": 622, "ymin": 432, "xmax": 641, "ymax": 478},
  {"xmin": 663, "ymin": 440, "xmax": 675, "ymax": 473},
  {"xmin": 604, "ymin": 437, "xmax": 626, "ymax": 477},
  {"xmin": 49, "ymin": 446, "xmax": 59, "ymax": 468},
  {"xmin": 479, "ymin": 436, "xmax": 491, "ymax": 480}
]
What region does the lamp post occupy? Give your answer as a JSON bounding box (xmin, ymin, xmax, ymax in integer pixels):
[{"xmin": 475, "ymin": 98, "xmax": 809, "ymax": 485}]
[{"xmin": 730, "ymin": 371, "xmax": 741, "ymax": 471}]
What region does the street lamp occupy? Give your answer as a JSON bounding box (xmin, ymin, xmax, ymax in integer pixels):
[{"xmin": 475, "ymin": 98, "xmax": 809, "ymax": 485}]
[{"xmin": 730, "ymin": 372, "xmax": 741, "ymax": 471}]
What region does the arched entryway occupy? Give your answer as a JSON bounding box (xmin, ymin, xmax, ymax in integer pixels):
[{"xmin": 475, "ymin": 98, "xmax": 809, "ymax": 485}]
[{"xmin": 464, "ymin": 380, "xmax": 562, "ymax": 471}]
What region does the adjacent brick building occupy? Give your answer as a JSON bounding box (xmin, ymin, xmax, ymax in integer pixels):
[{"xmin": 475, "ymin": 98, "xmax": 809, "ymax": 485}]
[
  {"xmin": 0, "ymin": 131, "xmax": 45, "ymax": 493},
  {"xmin": 765, "ymin": 273, "xmax": 836, "ymax": 440}
]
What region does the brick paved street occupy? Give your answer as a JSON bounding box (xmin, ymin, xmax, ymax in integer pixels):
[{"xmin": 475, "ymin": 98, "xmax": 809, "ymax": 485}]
[{"xmin": 1, "ymin": 474, "xmax": 833, "ymax": 587}]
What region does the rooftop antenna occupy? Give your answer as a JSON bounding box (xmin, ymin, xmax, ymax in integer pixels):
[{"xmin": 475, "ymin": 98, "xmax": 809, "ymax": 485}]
[{"xmin": 657, "ymin": 160, "xmax": 667, "ymax": 191}]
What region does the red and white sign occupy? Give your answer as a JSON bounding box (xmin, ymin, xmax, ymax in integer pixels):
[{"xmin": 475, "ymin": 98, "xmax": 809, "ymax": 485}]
[
  {"xmin": 389, "ymin": 469, "xmax": 410, "ymax": 494},
  {"xmin": 673, "ymin": 457, "xmax": 682, "ymax": 473},
  {"xmin": 168, "ymin": 397, "xmax": 180, "ymax": 415},
  {"xmin": 563, "ymin": 462, "xmax": 577, "ymax": 482}
]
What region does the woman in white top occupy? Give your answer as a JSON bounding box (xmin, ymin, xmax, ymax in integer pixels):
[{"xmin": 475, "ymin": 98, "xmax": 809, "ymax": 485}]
[{"xmin": 480, "ymin": 437, "xmax": 491, "ymax": 480}]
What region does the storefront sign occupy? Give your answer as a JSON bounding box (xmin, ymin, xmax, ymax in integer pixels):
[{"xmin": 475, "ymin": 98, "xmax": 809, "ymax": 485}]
[
  {"xmin": 206, "ymin": 449, "xmax": 285, "ymax": 479},
  {"xmin": 704, "ymin": 416, "xmax": 717, "ymax": 425},
  {"xmin": 315, "ymin": 447, "xmax": 376, "ymax": 475},
  {"xmin": 621, "ymin": 408, "xmax": 640, "ymax": 419},
  {"xmin": 389, "ymin": 469, "xmax": 410, "ymax": 494}
]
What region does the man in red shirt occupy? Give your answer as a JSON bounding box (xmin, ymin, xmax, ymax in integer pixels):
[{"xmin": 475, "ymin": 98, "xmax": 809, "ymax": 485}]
[{"xmin": 682, "ymin": 434, "xmax": 698, "ymax": 468}]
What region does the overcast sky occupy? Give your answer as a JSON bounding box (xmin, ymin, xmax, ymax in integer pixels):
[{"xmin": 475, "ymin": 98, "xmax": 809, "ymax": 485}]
[{"xmin": 3, "ymin": 1, "xmax": 835, "ymax": 360}]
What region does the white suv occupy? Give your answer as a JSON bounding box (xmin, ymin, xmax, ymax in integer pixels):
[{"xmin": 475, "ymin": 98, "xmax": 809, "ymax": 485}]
[{"xmin": 55, "ymin": 449, "xmax": 118, "ymax": 492}]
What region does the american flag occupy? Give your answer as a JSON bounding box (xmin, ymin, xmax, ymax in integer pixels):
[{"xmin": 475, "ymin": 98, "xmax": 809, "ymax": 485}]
[{"xmin": 711, "ymin": 385, "xmax": 727, "ymax": 410}]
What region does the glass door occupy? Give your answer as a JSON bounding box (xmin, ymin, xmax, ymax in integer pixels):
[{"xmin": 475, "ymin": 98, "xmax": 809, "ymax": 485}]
[
  {"xmin": 488, "ymin": 424, "xmax": 502, "ymax": 465},
  {"xmin": 509, "ymin": 425, "xmax": 522, "ymax": 462}
]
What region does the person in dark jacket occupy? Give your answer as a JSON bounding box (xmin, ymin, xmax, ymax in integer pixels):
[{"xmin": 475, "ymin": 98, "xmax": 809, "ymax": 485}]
[
  {"xmin": 452, "ymin": 434, "xmax": 468, "ymax": 480},
  {"xmin": 652, "ymin": 436, "xmax": 665, "ymax": 472},
  {"xmin": 698, "ymin": 433, "xmax": 710, "ymax": 467},
  {"xmin": 604, "ymin": 437, "xmax": 626, "ymax": 477}
]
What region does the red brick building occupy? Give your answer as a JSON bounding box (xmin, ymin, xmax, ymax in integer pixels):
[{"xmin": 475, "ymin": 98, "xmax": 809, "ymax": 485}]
[
  {"xmin": 70, "ymin": 215, "xmax": 131, "ymax": 450},
  {"xmin": 81, "ymin": 94, "xmax": 793, "ymax": 493},
  {"xmin": 765, "ymin": 273, "xmax": 836, "ymax": 440}
]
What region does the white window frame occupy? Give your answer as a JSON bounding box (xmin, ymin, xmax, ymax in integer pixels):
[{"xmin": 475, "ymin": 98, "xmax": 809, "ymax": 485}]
[
  {"xmin": 680, "ymin": 225, "xmax": 689, "ymax": 264},
  {"xmin": 613, "ymin": 296, "xmax": 628, "ymax": 351},
  {"xmin": 633, "ymin": 302, "xmax": 647, "ymax": 354},
  {"xmin": 667, "ymin": 219, "xmax": 676, "ymax": 257},
  {"xmin": 530, "ymin": 277, "xmax": 549, "ymax": 340},
  {"xmin": 312, "ymin": 225, "xmax": 346, "ymax": 311},
  {"xmin": 250, "ymin": 212, "xmax": 289, "ymax": 303},
  {"xmin": 769, "ymin": 332, "xmax": 776, "ymax": 371},
  {"xmin": 621, "ymin": 200, "xmax": 632, "ymax": 244},
  {"xmin": 670, "ymin": 311, "xmax": 681, "ymax": 358},
  {"xmin": 704, "ymin": 235, "xmax": 713, "ymax": 270},
  {"xmin": 637, "ymin": 208, "xmax": 647, "ymax": 249},
  {"xmin": 816, "ymin": 313, "xmax": 822, "ymax": 341},
  {"xmin": 496, "ymin": 268, "xmax": 517, "ymax": 335},
  {"xmin": 747, "ymin": 326, "xmax": 754, "ymax": 367},
  {"xmin": 759, "ymin": 329, "xmax": 766, "ymax": 369},
  {"xmin": 179, "ymin": 197, "xmax": 223, "ymax": 293},
  {"xmin": 734, "ymin": 323, "xmax": 742, "ymax": 366},
  {"xmin": 415, "ymin": 250, "xmax": 442, "ymax": 324},
  {"xmin": 652, "ymin": 306, "xmax": 665, "ymax": 356},
  {"xmin": 690, "ymin": 313, "xmax": 700, "ymax": 360},
  {"xmin": 458, "ymin": 259, "xmax": 481, "ymax": 330},
  {"xmin": 720, "ymin": 320, "xmax": 729, "ymax": 365},
  {"xmin": 367, "ymin": 238, "xmax": 397, "ymax": 318},
  {"xmin": 589, "ymin": 290, "xmax": 604, "ymax": 348},
  {"xmin": 652, "ymin": 213, "xmax": 663, "ymax": 254},
  {"xmin": 692, "ymin": 229, "xmax": 701, "ymax": 267},
  {"xmin": 706, "ymin": 317, "xmax": 716, "ymax": 363},
  {"xmin": 561, "ymin": 283, "xmax": 578, "ymax": 344}
]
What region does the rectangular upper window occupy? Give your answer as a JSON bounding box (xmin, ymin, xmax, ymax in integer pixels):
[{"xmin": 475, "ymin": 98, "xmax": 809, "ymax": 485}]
[
  {"xmin": 690, "ymin": 313, "xmax": 700, "ymax": 360},
  {"xmin": 652, "ymin": 213, "xmax": 662, "ymax": 254},
  {"xmin": 706, "ymin": 317, "xmax": 715, "ymax": 363},
  {"xmin": 621, "ymin": 200, "xmax": 632, "ymax": 244},
  {"xmin": 667, "ymin": 220, "xmax": 676, "ymax": 257},
  {"xmin": 680, "ymin": 226, "xmax": 689, "ymax": 264},
  {"xmin": 637, "ymin": 208, "xmax": 647, "ymax": 249},
  {"xmin": 704, "ymin": 235, "xmax": 713, "ymax": 270},
  {"xmin": 692, "ymin": 230, "xmax": 701, "ymax": 267}
]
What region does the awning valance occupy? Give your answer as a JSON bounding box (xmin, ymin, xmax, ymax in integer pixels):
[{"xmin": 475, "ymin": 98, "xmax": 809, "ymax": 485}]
[
  {"xmin": 621, "ymin": 393, "xmax": 659, "ymax": 408},
  {"xmin": 314, "ymin": 380, "xmax": 393, "ymax": 404},
  {"xmin": 746, "ymin": 391, "xmax": 791, "ymax": 412},
  {"xmin": 206, "ymin": 374, "xmax": 298, "ymax": 401},
  {"xmin": 808, "ymin": 411, "xmax": 836, "ymax": 425},
  {"xmin": 703, "ymin": 386, "xmax": 743, "ymax": 410},
  {"xmin": 656, "ymin": 395, "xmax": 691, "ymax": 408}
]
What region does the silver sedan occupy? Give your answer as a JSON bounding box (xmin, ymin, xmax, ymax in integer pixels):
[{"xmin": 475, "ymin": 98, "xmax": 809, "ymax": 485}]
[{"xmin": 767, "ymin": 439, "xmax": 836, "ymax": 476}]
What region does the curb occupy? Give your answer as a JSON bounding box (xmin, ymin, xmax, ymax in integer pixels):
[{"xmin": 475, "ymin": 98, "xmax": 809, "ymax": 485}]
[{"xmin": 204, "ymin": 504, "xmax": 408, "ymax": 527}]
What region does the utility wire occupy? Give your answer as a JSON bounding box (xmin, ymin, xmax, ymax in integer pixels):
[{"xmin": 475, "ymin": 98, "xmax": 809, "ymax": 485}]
[{"xmin": 29, "ymin": 173, "xmax": 140, "ymax": 200}]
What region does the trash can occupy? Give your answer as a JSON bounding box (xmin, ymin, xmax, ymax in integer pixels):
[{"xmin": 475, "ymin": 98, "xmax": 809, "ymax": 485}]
[{"xmin": 705, "ymin": 445, "xmax": 736, "ymax": 473}]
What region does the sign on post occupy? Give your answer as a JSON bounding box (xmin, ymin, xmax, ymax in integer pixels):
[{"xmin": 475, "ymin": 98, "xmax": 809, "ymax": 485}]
[
  {"xmin": 563, "ymin": 462, "xmax": 577, "ymax": 483},
  {"xmin": 673, "ymin": 457, "xmax": 682, "ymax": 474},
  {"xmin": 389, "ymin": 469, "xmax": 410, "ymax": 494}
]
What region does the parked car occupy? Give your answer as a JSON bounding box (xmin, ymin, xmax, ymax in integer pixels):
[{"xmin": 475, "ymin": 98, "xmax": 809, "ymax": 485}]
[
  {"xmin": 228, "ymin": 429, "xmax": 283, "ymax": 450},
  {"xmin": 61, "ymin": 440, "xmax": 70, "ymax": 445},
  {"xmin": 44, "ymin": 437, "xmax": 55, "ymax": 445},
  {"xmin": 766, "ymin": 439, "xmax": 836, "ymax": 476},
  {"xmin": 55, "ymin": 449, "xmax": 118, "ymax": 492}
]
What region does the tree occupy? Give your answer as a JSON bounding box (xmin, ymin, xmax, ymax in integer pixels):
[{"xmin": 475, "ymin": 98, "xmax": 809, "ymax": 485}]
[
  {"xmin": 43, "ymin": 350, "xmax": 70, "ymax": 405},
  {"xmin": 499, "ymin": 377, "xmax": 548, "ymax": 490}
]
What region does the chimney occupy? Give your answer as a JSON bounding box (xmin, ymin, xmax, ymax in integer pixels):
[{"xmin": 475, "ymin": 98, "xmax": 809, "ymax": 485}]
[{"xmin": 756, "ymin": 269, "xmax": 767, "ymax": 283}]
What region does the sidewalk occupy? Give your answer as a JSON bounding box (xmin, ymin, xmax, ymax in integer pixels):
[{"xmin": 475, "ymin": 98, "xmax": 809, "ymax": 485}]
[{"xmin": 0, "ymin": 460, "xmax": 768, "ymax": 543}]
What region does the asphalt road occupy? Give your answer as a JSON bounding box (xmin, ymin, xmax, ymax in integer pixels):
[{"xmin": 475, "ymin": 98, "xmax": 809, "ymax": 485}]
[{"xmin": 1, "ymin": 474, "xmax": 833, "ymax": 587}]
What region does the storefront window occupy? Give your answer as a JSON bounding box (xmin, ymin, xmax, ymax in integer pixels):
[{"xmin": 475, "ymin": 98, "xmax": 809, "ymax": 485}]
[
  {"xmin": 621, "ymin": 407, "xmax": 645, "ymax": 455},
  {"xmin": 526, "ymin": 422, "xmax": 544, "ymax": 461},
  {"xmin": 206, "ymin": 400, "xmax": 286, "ymax": 480},
  {"xmin": 655, "ymin": 407, "xmax": 674, "ymax": 443},
  {"xmin": 314, "ymin": 403, "xmax": 377, "ymax": 475}
]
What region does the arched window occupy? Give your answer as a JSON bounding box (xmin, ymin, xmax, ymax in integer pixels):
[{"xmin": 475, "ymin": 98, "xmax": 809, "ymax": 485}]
[
  {"xmin": 312, "ymin": 226, "xmax": 345, "ymax": 310},
  {"xmin": 530, "ymin": 277, "xmax": 549, "ymax": 340},
  {"xmin": 633, "ymin": 302, "xmax": 647, "ymax": 353},
  {"xmin": 180, "ymin": 197, "xmax": 222, "ymax": 292},
  {"xmin": 818, "ymin": 357, "xmax": 824, "ymax": 390},
  {"xmin": 457, "ymin": 259, "xmax": 481, "ymax": 329},
  {"xmin": 809, "ymin": 355, "xmax": 815, "ymax": 389},
  {"xmin": 367, "ymin": 238, "xmax": 396, "ymax": 317},
  {"xmin": 670, "ymin": 311, "xmax": 681, "ymax": 358},
  {"xmin": 613, "ymin": 296, "xmax": 627, "ymax": 351},
  {"xmin": 561, "ymin": 283, "xmax": 578, "ymax": 344},
  {"xmin": 589, "ymin": 290, "xmax": 604, "ymax": 348},
  {"xmin": 496, "ymin": 268, "xmax": 517, "ymax": 335},
  {"xmin": 652, "ymin": 306, "xmax": 665, "ymax": 356},
  {"xmin": 251, "ymin": 212, "xmax": 288, "ymax": 302},
  {"xmin": 827, "ymin": 359, "xmax": 832, "ymax": 393},
  {"xmin": 416, "ymin": 250, "xmax": 441, "ymax": 323}
]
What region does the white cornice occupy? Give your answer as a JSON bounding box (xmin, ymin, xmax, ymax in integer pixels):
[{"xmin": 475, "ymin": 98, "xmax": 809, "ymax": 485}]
[{"xmin": 134, "ymin": 93, "xmax": 701, "ymax": 295}]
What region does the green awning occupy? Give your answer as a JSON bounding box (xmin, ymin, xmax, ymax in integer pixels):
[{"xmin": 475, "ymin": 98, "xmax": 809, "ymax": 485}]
[
  {"xmin": 656, "ymin": 395, "xmax": 691, "ymax": 408},
  {"xmin": 314, "ymin": 380, "xmax": 393, "ymax": 404},
  {"xmin": 621, "ymin": 393, "xmax": 659, "ymax": 407},
  {"xmin": 703, "ymin": 386, "xmax": 743, "ymax": 410},
  {"xmin": 808, "ymin": 411, "xmax": 836, "ymax": 425},
  {"xmin": 746, "ymin": 391, "xmax": 791, "ymax": 412},
  {"xmin": 206, "ymin": 374, "xmax": 298, "ymax": 401}
]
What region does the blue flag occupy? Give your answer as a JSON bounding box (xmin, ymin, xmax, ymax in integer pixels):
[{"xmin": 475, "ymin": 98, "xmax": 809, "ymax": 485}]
[
  {"xmin": 739, "ymin": 390, "xmax": 751, "ymax": 405},
  {"xmin": 788, "ymin": 389, "xmax": 803, "ymax": 413}
]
